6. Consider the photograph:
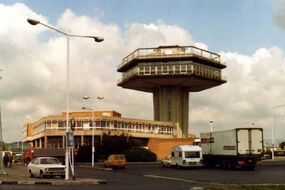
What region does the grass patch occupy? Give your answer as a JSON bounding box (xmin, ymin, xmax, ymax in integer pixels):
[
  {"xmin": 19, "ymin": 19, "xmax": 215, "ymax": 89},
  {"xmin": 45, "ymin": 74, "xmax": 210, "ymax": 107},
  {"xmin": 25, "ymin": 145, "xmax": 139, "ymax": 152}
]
[{"xmin": 205, "ymin": 185, "xmax": 285, "ymax": 190}]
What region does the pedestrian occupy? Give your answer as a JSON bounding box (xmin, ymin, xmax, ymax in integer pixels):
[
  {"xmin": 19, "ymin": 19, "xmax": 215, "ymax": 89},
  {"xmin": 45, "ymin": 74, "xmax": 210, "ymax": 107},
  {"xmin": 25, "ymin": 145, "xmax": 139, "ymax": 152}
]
[
  {"xmin": 8, "ymin": 153, "xmax": 12, "ymax": 168},
  {"xmin": 3, "ymin": 153, "xmax": 8, "ymax": 167}
]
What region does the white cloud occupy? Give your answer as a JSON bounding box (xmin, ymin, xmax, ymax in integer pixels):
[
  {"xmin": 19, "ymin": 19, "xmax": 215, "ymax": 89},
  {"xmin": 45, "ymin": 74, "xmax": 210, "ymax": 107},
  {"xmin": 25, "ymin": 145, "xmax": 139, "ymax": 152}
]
[
  {"xmin": 0, "ymin": 3, "xmax": 285, "ymax": 145},
  {"xmin": 125, "ymin": 21, "xmax": 194, "ymax": 49},
  {"xmin": 0, "ymin": 3, "xmax": 196, "ymax": 142},
  {"xmin": 190, "ymin": 46, "xmax": 285, "ymax": 144},
  {"xmin": 272, "ymin": 0, "xmax": 285, "ymax": 29},
  {"xmin": 194, "ymin": 42, "xmax": 208, "ymax": 50}
]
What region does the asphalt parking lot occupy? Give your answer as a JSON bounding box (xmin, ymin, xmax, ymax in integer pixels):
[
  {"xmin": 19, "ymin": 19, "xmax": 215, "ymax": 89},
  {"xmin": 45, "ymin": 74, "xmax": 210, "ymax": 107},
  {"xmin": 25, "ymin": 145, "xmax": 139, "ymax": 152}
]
[
  {"xmin": 82, "ymin": 158, "xmax": 285, "ymax": 185},
  {"xmin": 0, "ymin": 163, "xmax": 106, "ymax": 185},
  {"xmin": 1, "ymin": 158, "xmax": 285, "ymax": 187}
]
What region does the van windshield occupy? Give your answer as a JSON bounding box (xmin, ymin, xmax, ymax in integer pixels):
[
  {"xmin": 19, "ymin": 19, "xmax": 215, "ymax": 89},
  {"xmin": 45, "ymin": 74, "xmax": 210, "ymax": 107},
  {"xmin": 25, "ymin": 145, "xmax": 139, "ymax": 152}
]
[{"xmin": 184, "ymin": 151, "xmax": 200, "ymax": 158}]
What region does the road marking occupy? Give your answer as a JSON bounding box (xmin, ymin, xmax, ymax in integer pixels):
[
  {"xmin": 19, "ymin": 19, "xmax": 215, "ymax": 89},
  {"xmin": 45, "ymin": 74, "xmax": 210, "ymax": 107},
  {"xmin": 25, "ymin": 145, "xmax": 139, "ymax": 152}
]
[
  {"xmin": 144, "ymin": 174, "xmax": 225, "ymax": 186},
  {"xmin": 79, "ymin": 165, "xmax": 116, "ymax": 172},
  {"xmin": 144, "ymin": 174, "xmax": 199, "ymax": 183}
]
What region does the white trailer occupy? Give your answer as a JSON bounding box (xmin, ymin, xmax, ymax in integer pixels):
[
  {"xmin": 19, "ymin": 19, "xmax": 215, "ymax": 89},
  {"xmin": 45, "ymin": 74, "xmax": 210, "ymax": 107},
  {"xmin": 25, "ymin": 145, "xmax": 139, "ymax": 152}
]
[
  {"xmin": 200, "ymin": 128, "xmax": 263, "ymax": 170},
  {"xmin": 171, "ymin": 145, "xmax": 203, "ymax": 168}
]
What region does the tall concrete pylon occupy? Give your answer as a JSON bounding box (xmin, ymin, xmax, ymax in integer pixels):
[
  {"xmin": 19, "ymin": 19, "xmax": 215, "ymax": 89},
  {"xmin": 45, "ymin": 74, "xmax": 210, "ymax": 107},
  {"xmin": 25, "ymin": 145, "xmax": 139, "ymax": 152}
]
[{"xmin": 117, "ymin": 45, "xmax": 226, "ymax": 137}]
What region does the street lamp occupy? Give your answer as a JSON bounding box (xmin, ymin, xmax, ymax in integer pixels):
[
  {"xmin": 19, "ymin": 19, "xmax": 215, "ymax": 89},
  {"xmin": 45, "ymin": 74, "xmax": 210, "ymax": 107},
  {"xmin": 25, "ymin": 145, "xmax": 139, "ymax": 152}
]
[
  {"xmin": 27, "ymin": 18, "xmax": 103, "ymax": 180},
  {"xmin": 0, "ymin": 69, "xmax": 6, "ymax": 175},
  {"xmin": 0, "ymin": 104, "xmax": 6, "ymax": 176},
  {"xmin": 271, "ymin": 104, "xmax": 285, "ymax": 160},
  {"xmin": 82, "ymin": 96, "xmax": 104, "ymax": 167},
  {"xmin": 209, "ymin": 120, "xmax": 213, "ymax": 132},
  {"xmin": 27, "ymin": 19, "xmax": 104, "ymax": 42}
]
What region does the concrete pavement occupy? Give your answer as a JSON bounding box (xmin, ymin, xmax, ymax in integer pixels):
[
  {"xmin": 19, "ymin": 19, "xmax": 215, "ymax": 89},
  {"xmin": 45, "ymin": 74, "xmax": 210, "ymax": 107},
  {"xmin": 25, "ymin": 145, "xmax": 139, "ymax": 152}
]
[
  {"xmin": 261, "ymin": 156, "xmax": 285, "ymax": 162},
  {"xmin": 0, "ymin": 163, "xmax": 107, "ymax": 185}
]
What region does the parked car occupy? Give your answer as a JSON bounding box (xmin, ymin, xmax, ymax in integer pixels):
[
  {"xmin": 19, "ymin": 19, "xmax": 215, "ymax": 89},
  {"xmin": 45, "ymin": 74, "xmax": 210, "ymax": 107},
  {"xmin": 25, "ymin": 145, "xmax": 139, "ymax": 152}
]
[
  {"xmin": 27, "ymin": 157, "xmax": 65, "ymax": 178},
  {"xmin": 13, "ymin": 153, "xmax": 23, "ymax": 163},
  {"xmin": 261, "ymin": 153, "xmax": 271, "ymax": 160},
  {"xmin": 104, "ymin": 154, "xmax": 126, "ymax": 169},
  {"xmin": 161, "ymin": 155, "xmax": 172, "ymax": 167}
]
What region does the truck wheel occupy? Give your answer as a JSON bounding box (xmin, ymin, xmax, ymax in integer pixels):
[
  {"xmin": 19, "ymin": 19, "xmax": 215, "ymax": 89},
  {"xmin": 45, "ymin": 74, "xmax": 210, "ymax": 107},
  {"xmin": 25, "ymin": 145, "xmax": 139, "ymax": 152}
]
[
  {"xmin": 223, "ymin": 161, "xmax": 233, "ymax": 170},
  {"xmin": 246, "ymin": 166, "xmax": 255, "ymax": 171},
  {"xmin": 227, "ymin": 162, "xmax": 232, "ymax": 170},
  {"xmin": 222, "ymin": 161, "xmax": 227, "ymax": 169},
  {"xmin": 204, "ymin": 161, "xmax": 213, "ymax": 168}
]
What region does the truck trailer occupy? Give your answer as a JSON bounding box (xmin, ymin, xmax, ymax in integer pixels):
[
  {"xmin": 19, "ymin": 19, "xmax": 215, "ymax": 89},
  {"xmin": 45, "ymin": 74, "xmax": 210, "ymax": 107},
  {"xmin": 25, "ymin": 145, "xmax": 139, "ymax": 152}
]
[
  {"xmin": 23, "ymin": 147, "xmax": 65, "ymax": 164},
  {"xmin": 200, "ymin": 128, "xmax": 263, "ymax": 170}
]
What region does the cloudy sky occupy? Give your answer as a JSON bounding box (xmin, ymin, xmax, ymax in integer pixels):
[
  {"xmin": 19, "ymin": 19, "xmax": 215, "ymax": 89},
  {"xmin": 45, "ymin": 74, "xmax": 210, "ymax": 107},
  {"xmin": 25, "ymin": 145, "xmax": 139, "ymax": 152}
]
[{"xmin": 0, "ymin": 0, "xmax": 285, "ymax": 144}]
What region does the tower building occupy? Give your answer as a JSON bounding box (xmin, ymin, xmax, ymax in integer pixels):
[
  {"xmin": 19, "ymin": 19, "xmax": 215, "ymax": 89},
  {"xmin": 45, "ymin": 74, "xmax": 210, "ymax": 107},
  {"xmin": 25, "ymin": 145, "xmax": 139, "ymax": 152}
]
[{"xmin": 117, "ymin": 45, "xmax": 226, "ymax": 137}]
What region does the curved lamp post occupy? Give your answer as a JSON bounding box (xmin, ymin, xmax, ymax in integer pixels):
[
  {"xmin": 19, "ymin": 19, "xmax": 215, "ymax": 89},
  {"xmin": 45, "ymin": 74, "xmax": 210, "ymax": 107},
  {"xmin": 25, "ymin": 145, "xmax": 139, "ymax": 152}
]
[
  {"xmin": 27, "ymin": 18, "xmax": 103, "ymax": 180},
  {"xmin": 0, "ymin": 104, "xmax": 6, "ymax": 175},
  {"xmin": 0, "ymin": 69, "xmax": 6, "ymax": 175},
  {"xmin": 209, "ymin": 120, "xmax": 213, "ymax": 133},
  {"xmin": 82, "ymin": 96, "xmax": 104, "ymax": 167},
  {"xmin": 271, "ymin": 104, "xmax": 285, "ymax": 160}
]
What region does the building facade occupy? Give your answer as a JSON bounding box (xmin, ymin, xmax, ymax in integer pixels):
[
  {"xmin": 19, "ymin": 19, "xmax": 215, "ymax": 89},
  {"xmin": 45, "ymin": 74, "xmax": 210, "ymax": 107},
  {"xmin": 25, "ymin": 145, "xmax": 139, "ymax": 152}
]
[{"xmin": 22, "ymin": 110, "xmax": 180, "ymax": 150}]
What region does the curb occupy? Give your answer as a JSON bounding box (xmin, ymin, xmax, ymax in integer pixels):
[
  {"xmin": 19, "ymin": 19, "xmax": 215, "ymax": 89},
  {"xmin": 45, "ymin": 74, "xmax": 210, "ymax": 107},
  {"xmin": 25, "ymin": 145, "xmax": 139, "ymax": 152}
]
[
  {"xmin": 0, "ymin": 179, "xmax": 107, "ymax": 185},
  {"xmin": 1, "ymin": 181, "xmax": 18, "ymax": 184},
  {"xmin": 35, "ymin": 181, "xmax": 53, "ymax": 185}
]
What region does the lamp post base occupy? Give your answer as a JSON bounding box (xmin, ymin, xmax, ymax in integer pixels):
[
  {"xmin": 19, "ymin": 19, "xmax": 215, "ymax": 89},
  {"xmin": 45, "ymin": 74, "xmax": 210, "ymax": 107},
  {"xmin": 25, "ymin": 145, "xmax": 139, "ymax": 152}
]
[{"xmin": 0, "ymin": 169, "xmax": 7, "ymax": 175}]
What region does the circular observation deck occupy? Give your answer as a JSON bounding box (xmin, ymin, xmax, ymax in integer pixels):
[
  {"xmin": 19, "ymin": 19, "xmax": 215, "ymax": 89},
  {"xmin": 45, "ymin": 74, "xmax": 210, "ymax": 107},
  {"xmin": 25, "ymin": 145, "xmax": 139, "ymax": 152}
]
[{"xmin": 117, "ymin": 45, "xmax": 226, "ymax": 92}]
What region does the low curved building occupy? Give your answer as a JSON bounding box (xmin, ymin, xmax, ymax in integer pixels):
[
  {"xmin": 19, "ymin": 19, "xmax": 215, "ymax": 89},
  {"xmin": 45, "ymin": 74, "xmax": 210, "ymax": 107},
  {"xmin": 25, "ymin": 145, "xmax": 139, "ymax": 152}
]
[{"xmin": 23, "ymin": 110, "xmax": 194, "ymax": 159}]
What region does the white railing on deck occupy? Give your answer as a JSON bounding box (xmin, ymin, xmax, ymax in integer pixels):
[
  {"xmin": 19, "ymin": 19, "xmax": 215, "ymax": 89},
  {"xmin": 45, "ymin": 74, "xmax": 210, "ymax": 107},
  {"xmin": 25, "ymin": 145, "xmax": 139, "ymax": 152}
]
[{"xmin": 118, "ymin": 46, "xmax": 222, "ymax": 70}]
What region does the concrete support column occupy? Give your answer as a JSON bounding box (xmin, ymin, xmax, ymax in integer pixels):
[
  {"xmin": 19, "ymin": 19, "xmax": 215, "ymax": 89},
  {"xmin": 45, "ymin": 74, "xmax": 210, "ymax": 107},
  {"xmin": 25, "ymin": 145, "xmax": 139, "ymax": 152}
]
[
  {"xmin": 81, "ymin": 135, "xmax": 84, "ymax": 146},
  {"xmin": 39, "ymin": 137, "xmax": 42, "ymax": 148},
  {"xmin": 62, "ymin": 136, "xmax": 65, "ymax": 148},
  {"xmin": 153, "ymin": 86, "xmax": 189, "ymax": 138},
  {"xmin": 35, "ymin": 139, "xmax": 38, "ymax": 148},
  {"xmin": 44, "ymin": 136, "xmax": 47, "ymax": 149}
]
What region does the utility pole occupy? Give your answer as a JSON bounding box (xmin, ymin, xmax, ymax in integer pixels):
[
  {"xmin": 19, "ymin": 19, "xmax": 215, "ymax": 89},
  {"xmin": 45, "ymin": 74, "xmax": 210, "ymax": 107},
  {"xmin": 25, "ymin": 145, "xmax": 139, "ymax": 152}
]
[
  {"xmin": 0, "ymin": 69, "xmax": 6, "ymax": 175},
  {"xmin": 271, "ymin": 104, "xmax": 285, "ymax": 160}
]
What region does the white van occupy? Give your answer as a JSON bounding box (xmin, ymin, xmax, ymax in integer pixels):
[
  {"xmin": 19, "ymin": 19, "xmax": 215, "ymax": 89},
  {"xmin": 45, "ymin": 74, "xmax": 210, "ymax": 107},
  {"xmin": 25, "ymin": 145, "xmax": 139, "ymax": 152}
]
[{"xmin": 171, "ymin": 145, "xmax": 203, "ymax": 168}]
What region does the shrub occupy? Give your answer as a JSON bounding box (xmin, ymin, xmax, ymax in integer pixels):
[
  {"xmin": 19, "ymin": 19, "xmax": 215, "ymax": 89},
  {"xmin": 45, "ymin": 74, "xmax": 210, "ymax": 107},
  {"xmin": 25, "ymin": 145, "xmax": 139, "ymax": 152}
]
[
  {"xmin": 76, "ymin": 145, "xmax": 92, "ymax": 162},
  {"xmin": 125, "ymin": 148, "xmax": 157, "ymax": 162}
]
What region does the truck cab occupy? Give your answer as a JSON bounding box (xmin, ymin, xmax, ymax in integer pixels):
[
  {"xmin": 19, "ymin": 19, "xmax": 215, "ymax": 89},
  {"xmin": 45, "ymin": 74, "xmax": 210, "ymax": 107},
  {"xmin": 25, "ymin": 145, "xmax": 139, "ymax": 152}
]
[{"xmin": 171, "ymin": 145, "xmax": 203, "ymax": 168}]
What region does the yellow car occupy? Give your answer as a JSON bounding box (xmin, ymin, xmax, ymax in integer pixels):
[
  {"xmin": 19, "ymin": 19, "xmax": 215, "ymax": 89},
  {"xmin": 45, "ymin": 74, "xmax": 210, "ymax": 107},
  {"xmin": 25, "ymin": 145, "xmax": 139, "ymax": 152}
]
[{"xmin": 104, "ymin": 154, "xmax": 126, "ymax": 169}]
